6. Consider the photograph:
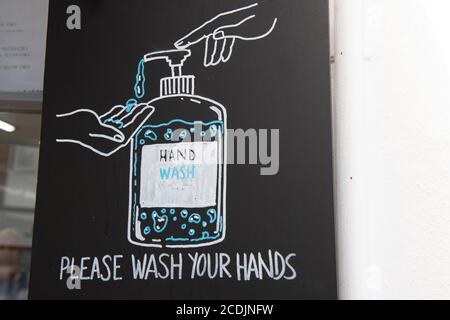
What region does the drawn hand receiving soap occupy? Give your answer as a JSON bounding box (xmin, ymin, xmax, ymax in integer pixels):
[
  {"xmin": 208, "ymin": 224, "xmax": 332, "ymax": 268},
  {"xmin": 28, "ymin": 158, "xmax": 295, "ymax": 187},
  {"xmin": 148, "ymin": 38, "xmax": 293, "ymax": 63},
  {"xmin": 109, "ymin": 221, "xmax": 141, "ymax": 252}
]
[
  {"xmin": 55, "ymin": 2, "xmax": 278, "ymax": 248},
  {"xmin": 56, "ymin": 103, "xmax": 155, "ymax": 157}
]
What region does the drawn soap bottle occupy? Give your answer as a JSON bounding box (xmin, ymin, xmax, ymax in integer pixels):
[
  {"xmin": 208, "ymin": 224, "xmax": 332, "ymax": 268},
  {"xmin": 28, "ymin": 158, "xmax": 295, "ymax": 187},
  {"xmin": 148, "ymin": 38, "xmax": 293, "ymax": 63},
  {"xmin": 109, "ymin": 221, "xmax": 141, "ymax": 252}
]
[{"xmin": 128, "ymin": 49, "xmax": 227, "ymax": 248}]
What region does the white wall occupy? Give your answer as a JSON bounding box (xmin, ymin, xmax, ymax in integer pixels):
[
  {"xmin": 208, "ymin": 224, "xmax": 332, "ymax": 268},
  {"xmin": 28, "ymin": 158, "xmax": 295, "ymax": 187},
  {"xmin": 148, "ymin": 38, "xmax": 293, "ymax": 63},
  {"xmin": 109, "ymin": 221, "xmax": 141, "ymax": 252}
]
[{"xmin": 335, "ymin": 0, "xmax": 450, "ymax": 299}]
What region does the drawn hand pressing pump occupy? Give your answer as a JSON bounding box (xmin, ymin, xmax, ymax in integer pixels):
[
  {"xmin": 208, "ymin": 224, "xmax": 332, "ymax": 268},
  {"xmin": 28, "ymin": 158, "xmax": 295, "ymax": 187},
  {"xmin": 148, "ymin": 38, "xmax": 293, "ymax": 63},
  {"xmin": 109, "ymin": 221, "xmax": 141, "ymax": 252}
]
[
  {"xmin": 56, "ymin": 103, "xmax": 155, "ymax": 157},
  {"xmin": 174, "ymin": 2, "xmax": 278, "ymax": 67}
]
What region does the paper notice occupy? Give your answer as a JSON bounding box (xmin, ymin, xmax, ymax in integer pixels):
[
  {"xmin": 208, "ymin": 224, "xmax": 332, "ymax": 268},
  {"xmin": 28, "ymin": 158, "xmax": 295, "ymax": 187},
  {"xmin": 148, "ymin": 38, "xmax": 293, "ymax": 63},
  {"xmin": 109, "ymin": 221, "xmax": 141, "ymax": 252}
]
[{"xmin": 0, "ymin": 0, "xmax": 48, "ymax": 92}]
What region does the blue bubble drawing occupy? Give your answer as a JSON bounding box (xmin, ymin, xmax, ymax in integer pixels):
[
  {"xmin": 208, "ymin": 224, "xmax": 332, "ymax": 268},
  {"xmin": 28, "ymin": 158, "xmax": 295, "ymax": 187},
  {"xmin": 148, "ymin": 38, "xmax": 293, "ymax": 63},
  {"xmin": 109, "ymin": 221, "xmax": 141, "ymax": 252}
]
[
  {"xmin": 207, "ymin": 209, "xmax": 217, "ymax": 223},
  {"xmin": 164, "ymin": 131, "xmax": 173, "ymax": 141},
  {"xmin": 180, "ymin": 209, "xmax": 189, "ymax": 219},
  {"xmin": 209, "ymin": 125, "xmax": 218, "ymax": 137},
  {"xmin": 188, "ymin": 213, "xmax": 202, "ymax": 224},
  {"xmin": 179, "ymin": 130, "xmax": 188, "ymax": 140},
  {"xmin": 144, "ymin": 130, "xmax": 158, "ymax": 141},
  {"xmin": 152, "ymin": 211, "xmax": 168, "ymax": 233}
]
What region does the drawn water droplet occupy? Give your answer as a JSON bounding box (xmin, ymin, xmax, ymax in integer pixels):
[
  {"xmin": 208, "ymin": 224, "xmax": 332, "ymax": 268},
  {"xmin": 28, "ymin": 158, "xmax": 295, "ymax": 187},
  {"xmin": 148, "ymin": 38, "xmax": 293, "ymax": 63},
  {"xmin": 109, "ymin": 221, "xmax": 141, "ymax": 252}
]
[
  {"xmin": 189, "ymin": 229, "xmax": 195, "ymax": 236},
  {"xmin": 202, "ymin": 221, "xmax": 208, "ymax": 228},
  {"xmin": 170, "ymin": 209, "xmax": 176, "ymax": 215},
  {"xmin": 140, "ymin": 139, "xmax": 146, "ymax": 145},
  {"xmin": 143, "ymin": 226, "xmax": 151, "ymax": 235},
  {"xmin": 134, "ymin": 59, "xmax": 145, "ymax": 99},
  {"xmin": 140, "ymin": 212, "xmax": 147, "ymax": 220},
  {"xmin": 126, "ymin": 99, "xmax": 137, "ymax": 112},
  {"xmin": 181, "ymin": 224, "xmax": 187, "ymax": 230}
]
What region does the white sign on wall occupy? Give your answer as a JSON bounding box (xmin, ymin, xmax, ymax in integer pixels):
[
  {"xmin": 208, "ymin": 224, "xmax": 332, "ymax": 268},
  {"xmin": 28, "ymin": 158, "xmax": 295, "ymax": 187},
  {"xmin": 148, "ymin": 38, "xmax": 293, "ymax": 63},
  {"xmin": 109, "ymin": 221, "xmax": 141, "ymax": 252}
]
[{"xmin": 0, "ymin": 0, "xmax": 48, "ymax": 92}]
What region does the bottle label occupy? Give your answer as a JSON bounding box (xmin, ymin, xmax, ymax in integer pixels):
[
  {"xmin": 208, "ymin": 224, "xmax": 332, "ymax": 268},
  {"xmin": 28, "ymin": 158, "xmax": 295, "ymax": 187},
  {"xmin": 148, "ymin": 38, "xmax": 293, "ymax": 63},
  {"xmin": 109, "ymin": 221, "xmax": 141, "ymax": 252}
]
[{"xmin": 140, "ymin": 141, "xmax": 218, "ymax": 208}]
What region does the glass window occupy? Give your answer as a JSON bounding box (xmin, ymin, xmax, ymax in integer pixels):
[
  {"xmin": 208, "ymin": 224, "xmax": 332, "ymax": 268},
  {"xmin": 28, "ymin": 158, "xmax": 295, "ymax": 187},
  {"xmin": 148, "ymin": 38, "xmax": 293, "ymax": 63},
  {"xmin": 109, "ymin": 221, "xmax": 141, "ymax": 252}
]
[
  {"xmin": 0, "ymin": 113, "xmax": 41, "ymax": 300},
  {"xmin": 0, "ymin": 0, "xmax": 46, "ymax": 300}
]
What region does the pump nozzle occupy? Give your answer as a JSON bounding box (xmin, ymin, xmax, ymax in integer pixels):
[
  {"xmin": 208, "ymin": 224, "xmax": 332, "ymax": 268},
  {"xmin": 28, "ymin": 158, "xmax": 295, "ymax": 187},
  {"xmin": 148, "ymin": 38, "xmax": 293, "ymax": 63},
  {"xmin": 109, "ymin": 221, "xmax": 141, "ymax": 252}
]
[
  {"xmin": 143, "ymin": 49, "xmax": 195, "ymax": 97},
  {"xmin": 144, "ymin": 49, "xmax": 191, "ymax": 77}
]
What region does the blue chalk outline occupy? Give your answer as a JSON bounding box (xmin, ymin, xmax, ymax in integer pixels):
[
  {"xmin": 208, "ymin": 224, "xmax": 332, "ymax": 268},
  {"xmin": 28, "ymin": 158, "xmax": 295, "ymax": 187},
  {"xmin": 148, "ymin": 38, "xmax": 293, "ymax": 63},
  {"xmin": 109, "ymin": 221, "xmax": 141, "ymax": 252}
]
[{"xmin": 133, "ymin": 59, "xmax": 146, "ymax": 100}]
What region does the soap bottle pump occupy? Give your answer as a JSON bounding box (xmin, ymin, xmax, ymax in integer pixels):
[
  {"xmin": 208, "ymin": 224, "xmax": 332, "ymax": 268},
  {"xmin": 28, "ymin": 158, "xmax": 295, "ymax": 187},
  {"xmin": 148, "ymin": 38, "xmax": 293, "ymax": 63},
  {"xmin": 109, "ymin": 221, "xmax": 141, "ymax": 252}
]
[{"xmin": 128, "ymin": 49, "xmax": 227, "ymax": 248}]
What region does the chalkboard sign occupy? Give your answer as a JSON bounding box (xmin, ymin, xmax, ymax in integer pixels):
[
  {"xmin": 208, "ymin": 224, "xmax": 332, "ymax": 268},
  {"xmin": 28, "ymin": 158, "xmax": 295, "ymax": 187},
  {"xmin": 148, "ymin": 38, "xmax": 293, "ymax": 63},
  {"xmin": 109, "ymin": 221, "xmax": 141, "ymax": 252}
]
[{"xmin": 30, "ymin": 0, "xmax": 336, "ymax": 299}]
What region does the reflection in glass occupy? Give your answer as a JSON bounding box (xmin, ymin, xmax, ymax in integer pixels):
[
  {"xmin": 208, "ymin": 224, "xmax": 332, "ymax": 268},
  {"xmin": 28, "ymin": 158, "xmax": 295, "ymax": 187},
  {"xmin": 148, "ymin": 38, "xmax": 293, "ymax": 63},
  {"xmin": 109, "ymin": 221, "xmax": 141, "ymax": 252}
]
[{"xmin": 0, "ymin": 144, "xmax": 38, "ymax": 300}]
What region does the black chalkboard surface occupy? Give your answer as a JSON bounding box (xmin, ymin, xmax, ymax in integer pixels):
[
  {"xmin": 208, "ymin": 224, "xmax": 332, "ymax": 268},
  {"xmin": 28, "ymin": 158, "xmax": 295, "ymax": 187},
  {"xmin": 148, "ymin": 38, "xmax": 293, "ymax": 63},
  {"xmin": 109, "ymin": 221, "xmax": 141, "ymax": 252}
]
[{"xmin": 30, "ymin": 0, "xmax": 336, "ymax": 300}]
